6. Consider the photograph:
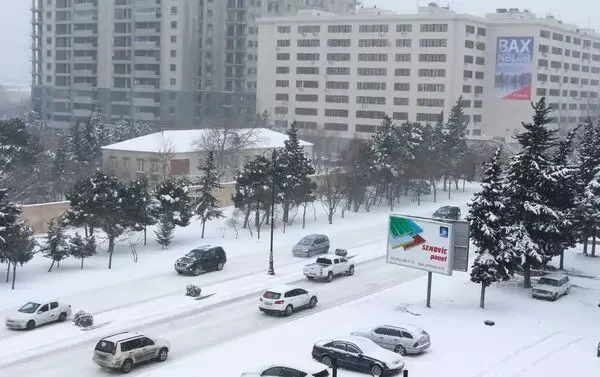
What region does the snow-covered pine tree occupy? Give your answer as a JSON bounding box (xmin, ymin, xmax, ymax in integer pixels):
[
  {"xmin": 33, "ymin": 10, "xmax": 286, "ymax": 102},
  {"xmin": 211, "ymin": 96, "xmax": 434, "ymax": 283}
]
[
  {"xmin": 4, "ymin": 219, "xmax": 36, "ymax": 290},
  {"xmin": 468, "ymin": 146, "xmax": 516, "ymax": 308},
  {"xmin": 0, "ymin": 188, "xmax": 22, "ymax": 283},
  {"xmin": 68, "ymin": 233, "xmax": 96, "ymax": 269},
  {"xmin": 41, "ymin": 218, "xmax": 69, "ymax": 272},
  {"xmin": 275, "ymin": 122, "xmax": 315, "ymax": 225},
  {"xmin": 132, "ymin": 120, "xmax": 152, "ymax": 138},
  {"xmin": 153, "ymin": 177, "xmax": 194, "ymax": 228},
  {"xmin": 51, "ymin": 136, "xmax": 71, "ymax": 200},
  {"xmin": 195, "ymin": 151, "xmax": 223, "ymax": 238},
  {"xmin": 574, "ymin": 118, "xmax": 600, "ymax": 253},
  {"xmin": 155, "ymin": 213, "xmax": 175, "ymax": 248},
  {"xmin": 370, "ymin": 115, "xmax": 397, "ymax": 210},
  {"xmin": 503, "ymin": 98, "xmax": 560, "ymax": 288},
  {"xmin": 545, "ymin": 128, "xmax": 579, "ymax": 266},
  {"xmin": 83, "ymin": 108, "xmax": 108, "ymax": 168},
  {"xmin": 394, "ymin": 121, "xmax": 421, "ymax": 194},
  {"xmin": 443, "ymin": 97, "xmax": 469, "ymax": 192},
  {"xmin": 110, "ymin": 118, "xmax": 130, "ymax": 144}
]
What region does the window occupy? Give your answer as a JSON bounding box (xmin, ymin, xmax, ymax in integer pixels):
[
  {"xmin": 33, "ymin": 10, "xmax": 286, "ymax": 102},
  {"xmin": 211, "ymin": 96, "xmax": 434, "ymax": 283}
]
[
  {"xmin": 297, "ymin": 53, "xmax": 319, "ymax": 61},
  {"xmin": 419, "ymin": 39, "xmax": 447, "ymax": 48},
  {"xmin": 328, "ymin": 25, "xmax": 352, "ymax": 33},
  {"xmin": 170, "ymin": 21, "xmax": 177, "ymax": 29},
  {"xmin": 274, "ymin": 107, "xmax": 288, "ymax": 114},
  {"xmin": 298, "ymin": 25, "xmax": 320, "ymax": 34},
  {"xmin": 170, "ymin": 64, "xmax": 176, "ymax": 72},
  {"xmin": 394, "ymin": 83, "xmax": 410, "ymax": 91},
  {"xmin": 395, "ymin": 68, "xmax": 410, "ymax": 76},
  {"xmin": 395, "ymin": 54, "xmax": 411, "ymax": 62},
  {"xmin": 170, "ymin": 50, "xmax": 176, "ymax": 57},
  {"xmin": 356, "ymin": 96, "xmax": 386, "ymax": 105},
  {"xmin": 358, "ymin": 53, "xmax": 388, "ymax": 62},
  {"xmin": 296, "ymin": 94, "xmax": 318, "ymax": 102},
  {"xmin": 396, "ymin": 39, "xmax": 411, "ymax": 47},
  {"xmin": 416, "ymin": 113, "xmax": 442, "ymax": 122},
  {"xmin": 295, "ymin": 107, "xmax": 317, "ymax": 116},
  {"xmin": 327, "ymin": 53, "xmax": 351, "ymax": 61},
  {"xmin": 552, "ymin": 47, "xmax": 563, "ymax": 55},
  {"xmin": 324, "ymin": 123, "xmax": 348, "ymax": 131},
  {"xmin": 296, "ymin": 80, "xmax": 318, "ymax": 88},
  {"xmin": 325, "ymin": 109, "xmax": 349, "ymax": 117},
  {"xmin": 417, "ymin": 83, "xmax": 445, "ymax": 92},
  {"xmin": 359, "ymin": 39, "xmax": 390, "ymax": 47},
  {"xmin": 277, "ymin": 39, "xmax": 291, "ymax": 47},
  {"xmin": 394, "ymin": 97, "xmax": 409, "ymax": 106},
  {"xmin": 356, "ymin": 110, "xmax": 386, "ymax": 119},
  {"xmin": 420, "ymin": 24, "xmax": 448, "ymax": 32},
  {"xmin": 346, "ymin": 345, "xmax": 361, "ymax": 354},
  {"xmin": 357, "ymin": 82, "xmax": 386, "ymax": 90},
  {"xmin": 170, "ymin": 6, "xmax": 177, "ymax": 14},
  {"xmin": 38, "ymin": 304, "xmax": 49, "ymax": 313},
  {"xmin": 417, "ymin": 98, "xmax": 444, "ymax": 107},
  {"xmin": 477, "ymin": 27, "xmax": 486, "ymax": 37},
  {"xmin": 359, "ymin": 24, "xmax": 389, "ymax": 33},
  {"xmin": 276, "ymin": 66, "xmax": 289, "ymax": 74},
  {"xmin": 552, "ymin": 32, "xmax": 564, "ymax": 41},
  {"xmin": 393, "ymin": 112, "xmax": 408, "ymax": 120},
  {"xmin": 327, "ymin": 39, "xmax": 351, "ymax": 47},
  {"xmin": 358, "ymin": 67, "xmax": 387, "ymax": 76},
  {"xmin": 540, "ymin": 30, "xmax": 550, "ymax": 38},
  {"xmin": 296, "ymin": 66, "xmax": 319, "ymax": 75},
  {"xmin": 419, "ymin": 54, "xmax": 446, "ymax": 62},
  {"xmin": 171, "ymin": 36, "xmax": 177, "ymax": 43},
  {"xmin": 297, "ymin": 39, "xmax": 320, "ymax": 47},
  {"xmin": 475, "ymin": 71, "xmax": 484, "ymax": 79},
  {"xmin": 275, "ymin": 80, "xmax": 289, "ymax": 87},
  {"xmin": 396, "ymin": 24, "xmax": 412, "ymax": 33},
  {"xmin": 121, "ymin": 339, "xmax": 141, "ymax": 352},
  {"xmin": 325, "ymin": 95, "xmax": 349, "ymax": 103},
  {"xmin": 536, "ymin": 88, "xmax": 547, "ymax": 96},
  {"xmin": 326, "ymin": 67, "xmax": 350, "ymax": 75},
  {"xmin": 326, "ymin": 81, "xmax": 349, "ymax": 89},
  {"xmin": 276, "ymin": 53, "xmax": 290, "ymax": 60},
  {"xmin": 465, "ymin": 40, "xmax": 474, "ymax": 49},
  {"xmin": 419, "ymin": 69, "xmax": 445, "ymax": 77},
  {"xmin": 475, "ymin": 56, "xmax": 485, "ymax": 65},
  {"xmin": 50, "ymin": 302, "xmax": 58, "ymax": 310},
  {"xmin": 466, "ymin": 25, "xmax": 475, "ymax": 34},
  {"xmin": 170, "ymin": 78, "xmax": 176, "ymax": 86},
  {"xmin": 275, "ymin": 93, "xmax": 289, "ymax": 101},
  {"xmin": 262, "ymin": 367, "xmax": 283, "ymax": 376},
  {"xmin": 136, "ymin": 159, "xmax": 144, "ymax": 172}
]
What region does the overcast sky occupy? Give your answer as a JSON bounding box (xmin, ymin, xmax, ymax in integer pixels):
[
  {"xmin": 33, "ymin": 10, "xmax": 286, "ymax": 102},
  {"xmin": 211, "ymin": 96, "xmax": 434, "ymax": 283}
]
[{"xmin": 0, "ymin": 0, "xmax": 597, "ymax": 86}]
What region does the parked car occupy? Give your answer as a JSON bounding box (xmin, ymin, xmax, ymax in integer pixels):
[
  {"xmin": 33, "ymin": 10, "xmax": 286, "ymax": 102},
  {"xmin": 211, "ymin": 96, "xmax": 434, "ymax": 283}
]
[
  {"xmin": 531, "ymin": 273, "xmax": 570, "ymax": 301},
  {"xmin": 312, "ymin": 336, "xmax": 404, "ymax": 376},
  {"xmin": 351, "ymin": 324, "xmax": 431, "ymax": 356},
  {"xmin": 292, "ymin": 234, "xmax": 330, "ymax": 257},
  {"xmin": 93, "ymin": 332, "xmax": 170, "ymax": 374},
  {"xmin": 432, "ymin": 206, "xmax": 461, "ymax": 220},
  {"xmin": 597, "ymin": 341, "xmax": 599, "ymax": 357},
  {"xmin": 174, "ymin": 245, "xmax": 227, "ymax": 276},
  {"xmin": 303, "ymin": 256, "xmax": 355, "ymax": 282},
  {"xmin": 259, "ymin": 285, "xmax": 318, "ymax": 316},
  {"xmin": 5, "ymin": 301, "xmax": 72, "ymax": 330},
  {"xmin": 241, "ymin": 362, "xmax": 329, "ymax": 377}
]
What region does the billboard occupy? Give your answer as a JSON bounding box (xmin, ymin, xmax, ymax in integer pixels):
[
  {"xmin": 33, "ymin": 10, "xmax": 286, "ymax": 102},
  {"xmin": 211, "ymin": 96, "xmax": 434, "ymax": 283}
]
[
  {"xmin": 386, "ymin": 215, "xmax": 454, "ymax": 275},
  {"xmin": 494, "ymin": 36, "xmax": 534, "ymax": 100}
]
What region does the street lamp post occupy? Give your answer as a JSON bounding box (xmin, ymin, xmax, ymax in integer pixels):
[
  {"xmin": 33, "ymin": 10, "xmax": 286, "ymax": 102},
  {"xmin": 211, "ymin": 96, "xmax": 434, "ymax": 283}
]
[{"xmin": 268, "ymin": 149, "xmax": 276, "ymax": 275}]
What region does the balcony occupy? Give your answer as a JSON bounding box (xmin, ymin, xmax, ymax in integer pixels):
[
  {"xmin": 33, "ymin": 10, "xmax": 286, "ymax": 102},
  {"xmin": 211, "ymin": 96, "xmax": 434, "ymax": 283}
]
[
  {"xmin": 134, "ymin": 111, "xmax": 158, "ymax": 121},
  {"xmin": 73, "ymin": 108, "xmax": 92, "ymax": 117},
  {"xmin": 73, "ymin": 29, "xmax": 97, "ymax": 37},
  {"xmin": 73, "ymin": 2, "xmax": 97, "ymax": 11},
  {"xmin": 134, "ymin": 69, "xmax": 159, "ymax": 79},
  {"xmin": 73, "ymin": 69, "xmax": 97, "ymax": 77},
  {"xmin": 73, "ymin": 42, "xmax": 97, "ymax": 50},
  {"xmin": 133, "ymin": 84, "xmax": 159, "ymax": 91},
  {"xmin": 73, "ymin": 95, "xmax": 97, "ymax": 104},
  {"xmin": 134, "ymin": 41, "xmax": 160, "ymax": 50},
  {"xmin": 133, "ymin": 97, "xmax": 158, "ymax": 106},
  {"xmin": 134, "ymin": 12, "xmax": 161, "ymax": 22},
  {"xmin": 72, "ymin": 82, "xmax": 95, "ymax": 90},
  {"xmin": 135, "ymin": 28, "xmax": 161, "ymax": 36},
  {"xmin": 134, "ymin": 55, "xmax": 160, "ymax": 64}
]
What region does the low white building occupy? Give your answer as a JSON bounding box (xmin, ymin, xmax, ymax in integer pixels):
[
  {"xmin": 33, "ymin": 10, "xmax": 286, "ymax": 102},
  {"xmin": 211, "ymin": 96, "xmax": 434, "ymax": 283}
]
[
  {"xmin": 256, "ymin": 4, "xmax": 600, "ymax": 141},
  {"xmin": 101, "ymin": 128, "xmax": 313, "ymax": 183}
]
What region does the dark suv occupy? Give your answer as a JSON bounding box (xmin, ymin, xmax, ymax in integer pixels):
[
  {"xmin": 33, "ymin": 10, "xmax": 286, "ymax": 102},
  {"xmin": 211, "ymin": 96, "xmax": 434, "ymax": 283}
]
[
  {"xmin": 174, "ymin": 246, "xmax": 227, "ymax": 276},
  {"xmin": 432, "ymin": 206, "xmax": 461, "ymax": 220}
]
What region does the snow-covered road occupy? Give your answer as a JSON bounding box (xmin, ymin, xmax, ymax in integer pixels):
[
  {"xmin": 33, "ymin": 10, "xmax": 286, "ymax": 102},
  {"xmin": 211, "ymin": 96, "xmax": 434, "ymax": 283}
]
[{"xmin": 0, "ymin": 258, "xmax": 424, "ymax": 376}]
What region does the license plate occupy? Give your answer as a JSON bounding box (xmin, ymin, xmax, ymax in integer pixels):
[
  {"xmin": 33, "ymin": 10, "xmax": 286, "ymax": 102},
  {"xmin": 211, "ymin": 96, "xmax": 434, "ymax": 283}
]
[{"xmin": 264, "ymin": 302, "xmax": 272, "ymax": 306}]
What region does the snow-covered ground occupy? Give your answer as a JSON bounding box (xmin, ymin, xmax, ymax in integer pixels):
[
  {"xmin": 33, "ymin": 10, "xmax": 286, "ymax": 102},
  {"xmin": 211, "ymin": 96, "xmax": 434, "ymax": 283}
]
[{"xmin": 1, "ymin": 182, "xmax": 597, "ymax": 377}]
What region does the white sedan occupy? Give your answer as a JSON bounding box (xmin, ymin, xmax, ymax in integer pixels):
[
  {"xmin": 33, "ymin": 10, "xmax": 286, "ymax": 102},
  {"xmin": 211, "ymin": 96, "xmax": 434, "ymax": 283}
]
[
  {"xmin": 259, "ymin": 285, "xmax": 318, "ymax": 316},
  {"xmin": 5, "ymin": 301, "xmax": 72, "ymax": 330}
]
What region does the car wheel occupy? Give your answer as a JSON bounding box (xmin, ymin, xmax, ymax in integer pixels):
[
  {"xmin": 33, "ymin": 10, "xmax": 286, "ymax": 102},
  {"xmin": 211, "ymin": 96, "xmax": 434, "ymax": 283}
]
[
  {"xmin": 307, "ymin": 276, "xmax": 314, "ymax": 280},
  {"xmin": 309, "ymin": 296, "xmax": 318, "ymax": 308},
  {"xmin": 565, "ymin": 288, "xmax": 570, "ymax": 295},
  {"xmin": 284, "ymin": 305, "xmax": 294, "ymax": 316},
  {"xmin": 156, "ymin": 348, "xmax": 168, "ymax": 362},
  {"xmin": 26, "ymin": 320, "xmax": 35, "ymax": 330},
  {"xmin": 394, "ymin": 344, "xmax": 407, "ymax": 356},
  {"xmin": 321, "ymin": 355, "xmax": 333, "ymax": 367},
  {"xmin": 347, "ymin": 265, "xmax": 355, "ymax": 276},
  {"xmin": 58, "ymin": 312, "xmax": 67, "ymax": 322},
  {"xmin": 371, "ymin": 364, "xmax": 383, "ymax": 377},
  {"xmin": 193, "ymin": 266, "xmax": 202, "ymax": 276},
  {"xmin": 121, "ymin": 359, "xmax": 133, "ymax": 374},
  {"xmin": 327, "ymin": 272, "xmax": 334, "ymax": 282},
  {"xmin": 216, "ymin": 262, "xmax": 224, "ymax": 271},
  {"xmin": 553, "ymin": 293, "xmax": 558, "ymax": 301}
]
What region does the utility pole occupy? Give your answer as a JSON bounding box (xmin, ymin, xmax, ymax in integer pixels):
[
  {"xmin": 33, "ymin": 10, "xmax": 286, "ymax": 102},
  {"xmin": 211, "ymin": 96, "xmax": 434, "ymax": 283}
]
[{"xmin": 268, "ymin": 149, "xmax": 276, "ymax": 275}]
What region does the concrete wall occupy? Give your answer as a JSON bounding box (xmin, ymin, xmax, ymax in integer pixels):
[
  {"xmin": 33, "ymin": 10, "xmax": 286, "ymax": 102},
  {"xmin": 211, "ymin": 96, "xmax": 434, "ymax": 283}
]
[{"xmin": 21, "ymin": 174, "xmax": 325, "ymax": 234}]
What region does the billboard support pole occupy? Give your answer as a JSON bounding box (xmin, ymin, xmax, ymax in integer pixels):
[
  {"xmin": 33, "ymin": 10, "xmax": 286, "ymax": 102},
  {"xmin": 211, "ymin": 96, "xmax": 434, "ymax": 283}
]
[{"xmin": 426, "ymin": 271, "xmax": 432, "ymax": 308}]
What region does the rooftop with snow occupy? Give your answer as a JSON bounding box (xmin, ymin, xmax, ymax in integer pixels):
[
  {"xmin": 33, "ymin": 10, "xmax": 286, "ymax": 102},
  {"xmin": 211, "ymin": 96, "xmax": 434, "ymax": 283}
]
[{"xmin": 101, "ymin": 128, "xmax": 313, "ymax": 154}]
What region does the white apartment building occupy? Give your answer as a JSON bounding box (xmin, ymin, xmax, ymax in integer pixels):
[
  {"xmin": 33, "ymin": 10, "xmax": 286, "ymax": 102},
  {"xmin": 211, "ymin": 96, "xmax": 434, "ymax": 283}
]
[
  {"xmin": 256, "ymin": 4, "xmax": 600, "ymax": 140},
  {"xmin": 31, "ymin": 0, "xmax": 357, "ymax": 129}
]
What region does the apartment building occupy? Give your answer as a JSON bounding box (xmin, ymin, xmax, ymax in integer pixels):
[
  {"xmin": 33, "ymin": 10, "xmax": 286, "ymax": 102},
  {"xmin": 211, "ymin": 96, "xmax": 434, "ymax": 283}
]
[
  {"xmin": 31, "ymin": 0, "xmax": 356, "ymax": 129},
  {"xmin": 256, "ymin": 4, "xmax": 600, "ymax": 140}
]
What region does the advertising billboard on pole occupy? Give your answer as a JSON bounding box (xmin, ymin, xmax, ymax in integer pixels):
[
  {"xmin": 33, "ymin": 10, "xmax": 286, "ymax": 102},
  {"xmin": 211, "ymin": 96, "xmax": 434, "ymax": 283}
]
[
  {"xmin": 386, "ymin": 215, "xmax": 454, "ymax": 275},
  {"xmin": 494, "ymin": 36, "xmax": 534, "ymax": 100}
]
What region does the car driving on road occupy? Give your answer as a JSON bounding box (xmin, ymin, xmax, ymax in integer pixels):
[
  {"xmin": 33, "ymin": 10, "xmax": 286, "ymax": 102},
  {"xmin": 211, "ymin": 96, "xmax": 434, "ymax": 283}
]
[
  {"xmin": 312, "ymin": 336, "xmax": 405, "ymax": 376},
  {"xmin": 351, "ymin": 324, "xmax": 431, "ymax": 356},
  {"xmin": 241, "ymin": 362, "xmax": 329, "ymax": 377},
  {"xmin": 293, "ymin": 234, "xmax": 330, "ymax": 257},
  {"xmin": 174, "ymin": 245, "xmax": 227, "ymax": 275},
  {"xmin": 303, "ymin": 256, "xmax": 355, "ymax": 282},
  {"xmin": 5, "ymin": 301, "xmax": 72, "ymax": 330},
  {"xmin": 93, "ymin": 332, "xmax": 170, "ymax": 374},
  {"xmin": 259, "ymin": 285, "xmax": 318, "ymax": 316},
  {"xmin": 432, "ymin": 206, "xmax": 461, "ymax": 220}
]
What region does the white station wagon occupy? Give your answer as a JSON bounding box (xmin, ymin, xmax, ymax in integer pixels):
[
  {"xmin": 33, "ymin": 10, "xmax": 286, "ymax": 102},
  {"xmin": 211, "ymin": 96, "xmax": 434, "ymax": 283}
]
[
  {"xmin": 93, "ymin": 332, "xmax": 170, "ymax": 374},
  {"xmin": 5, "ymin": 301, "xmax": 72, "ymax": 330},
  {"xmin": 531, "ymin": 273, "xmax": 570, "ymax": 301}
]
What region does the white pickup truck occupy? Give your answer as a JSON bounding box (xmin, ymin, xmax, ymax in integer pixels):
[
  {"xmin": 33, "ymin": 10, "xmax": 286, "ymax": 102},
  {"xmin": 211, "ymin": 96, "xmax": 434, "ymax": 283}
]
[{"xmin": 303, "ymin": 256, "xmax": 355, "ymax": 282}]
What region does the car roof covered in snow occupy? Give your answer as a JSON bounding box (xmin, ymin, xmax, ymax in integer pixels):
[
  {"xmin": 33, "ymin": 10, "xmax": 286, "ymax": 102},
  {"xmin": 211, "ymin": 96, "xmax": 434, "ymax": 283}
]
[
  {"xmin": 258, "ymin": 361, "xmax": 328, "ymax": 374},
  {"xmin": 316, "ymin": 336, "xmax": 380, "ymax": 350},
  {"xmin": 379, "ymin": 324, "xmax": 426, "ymax": 334},
  {"xmin": 540, "ymin": 272, "xmax": 568, "ymax": 280},
  {"xmin": 100, "ymin": 332, "xmax": 144, "ymax": 343},
  {"xmin": 264, "ymin": 285, "xmax": 298, "ymax": 294}
]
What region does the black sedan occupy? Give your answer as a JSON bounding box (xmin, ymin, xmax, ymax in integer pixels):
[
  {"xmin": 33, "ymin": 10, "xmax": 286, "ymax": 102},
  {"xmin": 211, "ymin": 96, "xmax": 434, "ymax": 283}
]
[
  {"xmin": 432, "ymin": 205, "xmax": 461, "ymax": 220},
  {"xmin": 311, "ymin": 336, "xmax": 405, "ymax": 376}
]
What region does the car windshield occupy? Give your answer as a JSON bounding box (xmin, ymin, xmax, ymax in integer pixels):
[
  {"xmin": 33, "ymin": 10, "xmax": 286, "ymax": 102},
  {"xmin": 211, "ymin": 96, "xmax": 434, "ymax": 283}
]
[
  {"xmin": 185, "ymin": 250, "xmax": 206, "ymax": 258},
  {"xmin": 313, "ymin": 370, "xmax": 330, "ymax": 377},
  {"xmin": 316, "ymin": 258, "xmax": 332, "ymax": 265},
  {"xmin": 538, "ymin": 278, "xmax": 560, "ymax": 286},
  {"xmin": 95, "ymin": 340, "xmax": 115, "ymax": 353},
  {"xmin": 437, "ymin": 207, "xmax": 454, "ymax": 214},
  {"xmin": 18, "ymin": 302, "xmax": 41, "ymax": 313},
  {"xmin": 298, "ymin": 237, "xmax": 314, "ymax": 245},
  {"xmin": 263, "ymin": 291, "xmax": 281, "ymax": 299}
]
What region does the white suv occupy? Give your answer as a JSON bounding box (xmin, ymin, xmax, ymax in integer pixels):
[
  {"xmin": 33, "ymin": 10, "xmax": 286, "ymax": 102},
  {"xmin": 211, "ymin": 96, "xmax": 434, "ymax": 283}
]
[
  {"xmin": 259, "ymin": 285, "xmax": 318, "ymax": 316},
  {"xmin": 93, "ymin": 332, "xmax": 170, "ymax": 374}
]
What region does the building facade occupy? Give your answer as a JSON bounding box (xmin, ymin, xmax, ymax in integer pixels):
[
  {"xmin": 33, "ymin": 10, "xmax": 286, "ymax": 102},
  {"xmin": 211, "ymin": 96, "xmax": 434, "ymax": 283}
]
[
  {"xmin": 31, "ymin": 0, "xmax": 356, "ymax": 129},
  {"xmin": 256, "ymin": 5, "xmax": 600, "ymax": 140}
]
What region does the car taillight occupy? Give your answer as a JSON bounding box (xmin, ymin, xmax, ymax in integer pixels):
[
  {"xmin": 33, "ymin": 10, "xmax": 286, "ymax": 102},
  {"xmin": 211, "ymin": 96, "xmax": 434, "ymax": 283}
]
[
  {"xmin": 274, "ymin": 300, "xmax": 284, "ymax": 304},
  {"xmin": 112, "ymin": 344, "xmax": 117, "ymax": 355},
  {"xmin": 312, "ymin": 346, "xmax": 317, "ymax": 353}
]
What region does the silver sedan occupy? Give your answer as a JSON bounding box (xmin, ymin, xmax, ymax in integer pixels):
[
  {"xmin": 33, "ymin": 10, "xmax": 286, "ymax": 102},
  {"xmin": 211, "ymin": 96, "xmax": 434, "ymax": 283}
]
[{"xmin": 351, "ymin": 324, "xmax": 431, "ymax": 356}]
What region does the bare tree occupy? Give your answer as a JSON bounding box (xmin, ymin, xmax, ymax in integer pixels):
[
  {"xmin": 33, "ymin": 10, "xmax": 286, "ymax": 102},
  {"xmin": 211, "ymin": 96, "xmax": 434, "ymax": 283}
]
[
  {"xmin": 193, "ymin": 113, "xmax": 264, "ymax": 180},
  {"xmin": 157, "ymin": 134, "xmax": 175, "ymax": 180},
  {"xmin": 316, "ymin": 168, "xmax": 347, "ymax": 225}
]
